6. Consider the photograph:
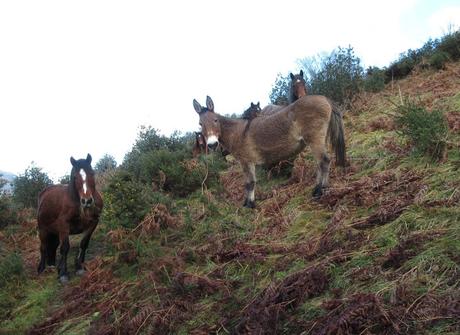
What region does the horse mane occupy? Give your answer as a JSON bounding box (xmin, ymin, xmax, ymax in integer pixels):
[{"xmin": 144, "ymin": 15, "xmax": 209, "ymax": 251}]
[{"xmin": 68, "ymin": 167, "xmax": 80, "ymax": 202}]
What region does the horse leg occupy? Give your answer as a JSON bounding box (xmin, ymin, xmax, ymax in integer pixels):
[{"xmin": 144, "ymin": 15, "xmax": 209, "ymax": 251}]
[
  {"xmin": 75, "ymin": 224, "xmax": 96, "ymax": 275},
  {"xmin": 311, "ymin": 143, "xmax": 331, "ymax": 198},
  {"xmin": 57, "ymin": 232, "xmax": 70, "ymax": 283},
  {"xmin": 242, "ymin": 163, "xmax": 256, "ymax": 208},
  {"xmin": 37, "ymin": 230, "xmax": 47, "ymax": 274},
  {"xmin": 46, "ymin": 233, "xmax": 59, "ymax": 266}
]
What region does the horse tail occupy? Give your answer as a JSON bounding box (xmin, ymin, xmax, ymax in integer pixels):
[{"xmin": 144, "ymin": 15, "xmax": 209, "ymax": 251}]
[{"xmin": 327, "ymin": 100, "xmax": 346, "ymax": 167}]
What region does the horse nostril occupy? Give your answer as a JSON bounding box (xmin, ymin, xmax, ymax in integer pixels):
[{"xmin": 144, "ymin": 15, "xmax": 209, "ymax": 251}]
[
  {"xmin": 80, "ymin": 198, "xmax": 86, "ymax": 206},
  {"xmin": 88, "ymin": 197, "xmax": 94, "ymax": 205},
  {"xmin": 208, "ymin": 142, "xmax": 218, "ymax": 151}
]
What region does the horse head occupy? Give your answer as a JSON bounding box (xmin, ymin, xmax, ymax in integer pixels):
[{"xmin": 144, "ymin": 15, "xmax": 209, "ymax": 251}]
[
  {"xmin": 289, "ymin": 70, "xmax": 307, "ymax": 100},
  {"xmin": 193, "ymin": 96, "xmax": 221, "ymax": 151},
  {"xmin": 70, "ymin": 154, "xmax": 96, "ymax": 208},
  {"xmin": 195, "ymin": 131, "xmax": 206, "ymax": 149},
  {"xmin": 242, "ymin": 102, "xmax": 261, "ymax": 120}
]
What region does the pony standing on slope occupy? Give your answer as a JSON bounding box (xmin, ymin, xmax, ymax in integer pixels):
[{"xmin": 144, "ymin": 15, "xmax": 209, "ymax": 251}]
[
  {"xmin": 262, "ymin": 70, "xmax": 308, "ymax": 115},
  {"xmin": 193, "ymin": 96, "xmax": 345, "ymax": 208},
  {"xmin": 37, "ymin": 154, "xmax": 103, "ymax": 283}
]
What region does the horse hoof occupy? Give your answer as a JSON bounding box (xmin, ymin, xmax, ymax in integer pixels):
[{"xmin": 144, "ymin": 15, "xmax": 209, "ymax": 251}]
[
  {"xmin": 59, "ymin": 275, "xmax": 69, "ymax": 284},
  {"xmin": 76, "ymin": 269, "xmax": 85, "ymax": 276},
  {"xmin": 312, "ymin": 185, "xmax": 323, "ymax": 199},
  {"xmin": 243, "ymin": 200, "xmax": 256, "ymax": 209}
]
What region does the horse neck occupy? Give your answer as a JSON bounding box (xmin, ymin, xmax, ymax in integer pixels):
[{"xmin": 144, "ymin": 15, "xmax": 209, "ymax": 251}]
[
  {"xmin": 218, "ymin": 115, "xmax": 247, "ymax": 153},
  {"xmin": 68, "ymin": 169, "xmax": 80, "ymax": 202},
  {"xmin": 288, "ymin": 85, "xmax": 298, "ymax": 104}
]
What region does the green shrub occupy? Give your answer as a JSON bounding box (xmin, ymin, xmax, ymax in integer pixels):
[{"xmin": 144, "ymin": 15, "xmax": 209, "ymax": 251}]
[
  {"xmin": 101, "ymin": 170, "xmax": 159, "ymax": 229},
  {"xmin": 0, "ymin": 195, "xmax": 19, "ymax": 228},
  {"xmin": 12, "ymin": 165, "xmax": 53, "ymax": 209},
  {"xmin": 363, "ymin": 66, "xmax": 386, "ymax": 93},
  {"xmin": 429, "ymin": 51, "xmax": 450, "ymax": 70},
  {"xmin": 308, "ymin": 46, "xmax": 364, "ymax": 106},
  {"xmin": 438, "ymin": 29, "xmax": 460, "ymax": 61},
  {"xmin": 137, "ymin": 150, "xmax": 225, "ymax": 197},
  {"xmin": 394, "ymin": 99, "xmax": 449, "ymax": 160},
  {"xmin": 0, "ymin": 252, "xmax": 24, "ymax": 288},
  {"xmin": 269, "ymin": 73, "xmax": 290, "ymax": 105},
  {"xmin": 122, "ymin": 126, "xmax": 226, "ymax": 198}
]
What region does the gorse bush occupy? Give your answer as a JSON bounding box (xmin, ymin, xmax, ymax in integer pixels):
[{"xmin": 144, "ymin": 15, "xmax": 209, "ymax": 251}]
[
  {"xmin": 122, "ymin": 126, "xmax": 225, "ymax": 197},
  {"xmin": 308, "ymin": 46, "xmax": 363, "ymax": 106},
  {"xmin": 0, "ymin": 252, "xmax": 24, "ymax": 288},
  {"xmin": 386, "ymin": 29, "xmax": 460, "ymax": 80},
  {"xmin": 394, "ymin": 99, "xmax": 449, "ymax": 160},
  {"xmin": 363, "ymin": 66, "xmax": 386, "ymax": 93},
  {"xmin": 95, "ymin": 154, "xmax": 117, "ymax": 173},
  {"xmin": 101, "ymin": 170, "xmax": 160, "ymax": 229},
  {"xmin": 269, "ymin": 73, "xmax": 290, "ymax": 105},
  {"xmin": 12, "ymin": 165, "xmax": 53, "ymax": 209}
]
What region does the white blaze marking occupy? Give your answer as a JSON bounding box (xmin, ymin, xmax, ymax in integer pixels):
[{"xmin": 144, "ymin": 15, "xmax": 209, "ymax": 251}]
[
  {"xmin": 248, "ymin": 189, "xmax": 255, "ymax": 201},
  {"xmin": 207, "ymin": 135, "xmax": 219, "ymax": 146},
  {"xmin": 79, "ymin": 169, "xmax": 87, "ymax": 194}
]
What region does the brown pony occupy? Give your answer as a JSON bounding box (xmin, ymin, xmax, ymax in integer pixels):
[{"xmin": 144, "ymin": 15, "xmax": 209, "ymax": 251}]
[
  {"xmin": 193, "ymin": 96, "xmax": 345, "ymax": 208},
  {"xmin": 261, "ymin": 70, "xmax": 308, "ymax": 116},
  {"xmin": 241, "ymin": 102, "xmax": 261, "ymax": 120},
  {"xmin": 37, "ymin": 154, "xmax": 103, "ymax": 283},
  {"xmin": 192, "ymin": 131, "xmax": 207, "ymax": 157}
]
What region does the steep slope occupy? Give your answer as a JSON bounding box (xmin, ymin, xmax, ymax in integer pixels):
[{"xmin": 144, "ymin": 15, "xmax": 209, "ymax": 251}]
[{"xmin": 1, "ymin": 62, "xmax": 459, "ymax": 335}]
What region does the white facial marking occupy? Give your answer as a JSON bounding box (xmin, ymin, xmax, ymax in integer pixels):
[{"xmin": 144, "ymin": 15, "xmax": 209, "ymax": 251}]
[
  {"xmin": 207, "ymin": 135, "xmax": 219, "ymax": 146},
  {"xmin": 79, "ymin": 169, "xmax": 88, "ymax": 194},
  {"xmin": 296, "ymin": 79, "xmax": 301, "ymax": 83},
  {"xmin": 248, "ymin": 189, "xmax": 255, "ymax": 201}
]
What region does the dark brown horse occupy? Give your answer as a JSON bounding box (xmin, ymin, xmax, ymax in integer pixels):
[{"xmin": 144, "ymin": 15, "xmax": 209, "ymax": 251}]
[
  {"xmin": 192, "ymin": 131, "xmax": 207, "ymax": 157},
  {"xmin": 37, "ymin": 154, "xmax": 103, "ymax": 283},
  {"xmin": 262, "ymin": 70, "xmax": 308, "ymax": 115},
  {"xmin": 193, "ymin": 96, "xmax": 345, "ymax": 208},
  {"xmin": 241, "ymin": 102, "xmax": 261, "ymax": 120}
]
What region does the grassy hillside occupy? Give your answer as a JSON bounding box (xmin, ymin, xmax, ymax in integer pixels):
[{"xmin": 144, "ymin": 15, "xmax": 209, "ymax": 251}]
[{"xmin": 1, "ymin": 62, "xmax": 459, "ymax": 335}]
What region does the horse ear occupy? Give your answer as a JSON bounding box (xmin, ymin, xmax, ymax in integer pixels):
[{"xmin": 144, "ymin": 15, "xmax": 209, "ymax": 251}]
[
  {"xmin": 86, "ymin": 153, "xmax": 92, "ymax": 164},
  {"xmin": 70, "ymin": 156, "xmax": 77, "ymax": 167},
  {"xmin": 193, "ymin": 99, "xmax": 202, "ymax": 114},
  {"xmin": 206, "ymin": 96, "xmax": 214, "ymax": 111},
  {"xmin": 257, "ymin": 102, "xmax": 260, "ymax": 107},
  {"xmin": 290, "ymin": 73, "xmax": 295, "ymax": 80},
  {"xmin": 251, "ymin": 102, "xmax": 255, "ymax": 107},
  {"xmin": 299, "ymin": 69, "xmax": 304, "ymax": 77}
]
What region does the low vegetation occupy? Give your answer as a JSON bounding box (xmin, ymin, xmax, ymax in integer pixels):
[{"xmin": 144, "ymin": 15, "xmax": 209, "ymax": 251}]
[{"xmin": 1, "ymin": 31, "xmax": 459, "ymax": 334}]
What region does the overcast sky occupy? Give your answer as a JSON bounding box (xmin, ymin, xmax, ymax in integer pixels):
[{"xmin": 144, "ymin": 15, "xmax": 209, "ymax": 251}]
[{"xmin": 1, "ymin": 0, "xmax": 459, "ymax": 180}]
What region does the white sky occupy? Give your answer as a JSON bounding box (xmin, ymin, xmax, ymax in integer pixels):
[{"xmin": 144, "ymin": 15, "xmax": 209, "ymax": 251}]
[{"xmin": 1, "ymin": 0, "xmax": 459, "ymax": 180}]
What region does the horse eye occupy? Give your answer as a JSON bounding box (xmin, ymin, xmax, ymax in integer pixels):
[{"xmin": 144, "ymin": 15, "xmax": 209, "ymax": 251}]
[
  {"xmin": 199, "ymin": 122, "xmax": 202, "ymax": 126},
  {"xmin": 214, "ymin": 119, "xmax": 218, "ymax": 123}
]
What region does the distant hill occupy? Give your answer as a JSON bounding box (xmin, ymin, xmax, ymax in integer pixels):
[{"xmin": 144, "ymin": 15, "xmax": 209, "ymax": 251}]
[{"xmin": 0, "ymin": 170, "xmax": 16, "ymax": 193}]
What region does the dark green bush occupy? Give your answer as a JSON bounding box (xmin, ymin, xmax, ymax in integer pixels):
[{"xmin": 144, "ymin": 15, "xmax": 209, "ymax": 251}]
[
  {"xmin": 95, "ymin": 154, "xmax": 117, "ymax": 173},
  {"xmin": 308, "ymin": 46, "xmax": 364, "ymax": 106},
  {"xmin": 269, "ymin": 73, "xmax": 290, "ymax": 105},
  {"xmin": 0, "ymin": 252, "xmax": 24, "ymax": 288},
  {"xmin": 438, "ymin": 29, "xmax": 460, "ymax": 61},
  {"xmin": 0, "ymin": 195, "xmax": 19, "ymax": 228},
  {"xmin": 395, "ymin": 99, "xmax": 448, "ymax": 160},
  {"xmin": 122, "ymin": 126, "xmax": 226, "ymax": 197},
  {"xmin": 12, "ymin": 165, "xmax": 53, "ymax": 209},
  {"xmin": 363, "ymin": 66, "xmax": 386, "ymax": 93},
  {"xmin": 101, "ymin": 170, "xmax": 160, "ymax": 229},
  {"xmin": 429, "ymin": 51, "xmax": 450, "ymax": 70}
]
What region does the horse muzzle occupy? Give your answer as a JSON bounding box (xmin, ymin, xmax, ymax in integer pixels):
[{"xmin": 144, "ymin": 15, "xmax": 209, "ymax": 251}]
[
  {"xmin": 80, "ymin": 196, "xmax": 94, "ymax": 208},
  {"xmin": 207, "ymin": 135, "xmax": 219, "ymax": 151}
]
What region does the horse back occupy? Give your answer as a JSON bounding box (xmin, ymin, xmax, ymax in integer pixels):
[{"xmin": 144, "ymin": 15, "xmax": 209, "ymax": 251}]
[{"xmin": 243, "ymin": 96, "xmax": 332, "ymax": 164}]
